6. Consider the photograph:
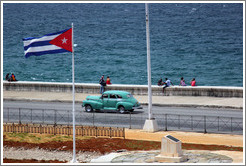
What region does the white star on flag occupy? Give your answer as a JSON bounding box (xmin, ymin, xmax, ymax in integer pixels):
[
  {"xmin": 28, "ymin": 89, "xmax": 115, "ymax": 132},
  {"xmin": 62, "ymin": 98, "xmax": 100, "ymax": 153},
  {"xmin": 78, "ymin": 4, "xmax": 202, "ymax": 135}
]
[{"xmin": 62, "ymin": 37, "xmax": 68, "ymax": 44}]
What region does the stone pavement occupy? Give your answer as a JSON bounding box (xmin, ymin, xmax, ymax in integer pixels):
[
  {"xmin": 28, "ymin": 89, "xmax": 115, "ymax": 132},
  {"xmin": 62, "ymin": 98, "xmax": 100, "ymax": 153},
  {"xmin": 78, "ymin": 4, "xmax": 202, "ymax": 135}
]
[
  {"xmin": 3, "ymin": 90, "xmax": 243, "ymax": 109},
  {"xmin": 90, "ymin": 150, "xmax": 237, "ymax": 163}
]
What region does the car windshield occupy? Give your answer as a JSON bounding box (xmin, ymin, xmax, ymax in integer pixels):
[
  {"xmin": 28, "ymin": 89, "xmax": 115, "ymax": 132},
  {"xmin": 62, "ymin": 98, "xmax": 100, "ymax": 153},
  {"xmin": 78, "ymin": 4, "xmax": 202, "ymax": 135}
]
[{"xmin": 127, "ymin": 93, "xmax": 133, "ymax": 98}]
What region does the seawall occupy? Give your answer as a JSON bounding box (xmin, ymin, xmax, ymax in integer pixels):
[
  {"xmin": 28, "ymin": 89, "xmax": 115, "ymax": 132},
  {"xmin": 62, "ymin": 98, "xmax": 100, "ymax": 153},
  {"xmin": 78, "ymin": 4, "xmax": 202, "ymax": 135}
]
[{"xmin": 3, "ymin": 81, "xmax": 243, "ymax": 98}]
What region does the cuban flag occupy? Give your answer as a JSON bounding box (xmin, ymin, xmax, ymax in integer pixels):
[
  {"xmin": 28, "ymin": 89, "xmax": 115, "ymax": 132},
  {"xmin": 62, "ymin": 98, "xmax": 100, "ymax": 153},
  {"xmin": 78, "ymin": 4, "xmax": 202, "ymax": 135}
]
[{"xmin": 23, "ymin": 28, "xmax": 73, "ymax": 58}]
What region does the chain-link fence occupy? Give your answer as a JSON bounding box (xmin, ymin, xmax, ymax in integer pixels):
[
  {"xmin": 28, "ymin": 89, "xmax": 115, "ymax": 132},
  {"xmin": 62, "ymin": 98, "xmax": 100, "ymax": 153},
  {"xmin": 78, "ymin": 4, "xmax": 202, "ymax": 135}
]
[{"xmin": 3, "ymin": 107, "xmax": 243, "ymax": 134}]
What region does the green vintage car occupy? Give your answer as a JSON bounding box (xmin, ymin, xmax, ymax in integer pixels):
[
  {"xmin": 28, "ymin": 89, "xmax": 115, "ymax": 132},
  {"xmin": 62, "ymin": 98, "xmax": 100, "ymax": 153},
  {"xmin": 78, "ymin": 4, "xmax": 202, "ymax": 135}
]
[{"xmin": 82, "ymin": 90, "xmax": 142, "ymax": 113}]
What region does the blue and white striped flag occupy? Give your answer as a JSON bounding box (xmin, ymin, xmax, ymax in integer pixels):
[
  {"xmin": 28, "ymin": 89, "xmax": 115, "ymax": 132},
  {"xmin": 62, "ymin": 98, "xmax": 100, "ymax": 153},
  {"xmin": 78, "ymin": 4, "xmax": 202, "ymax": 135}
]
[{"xmin": 23, "ymin": 28, "xmax": 72, "ymax": 58}]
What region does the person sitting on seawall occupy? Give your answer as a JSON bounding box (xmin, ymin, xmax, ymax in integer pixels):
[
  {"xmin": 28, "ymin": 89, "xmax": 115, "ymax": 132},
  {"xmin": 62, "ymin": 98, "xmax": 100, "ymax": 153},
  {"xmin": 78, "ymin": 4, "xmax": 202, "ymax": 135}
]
[
  {"xmin": 10, "ymin": 73, "xmax": 18, "ymax": 81},
  {"xmin": 106, "ymin": 76, "xmax": 112, "ymax": 85},
  {"xmin": 157, "ymin": 78, "xmax": 165, "ymax": 86},
  {"xmin": 190, "ymin": 78, "xmax": 196, "ymax": 86},
  {"xmin": 162, "ymin": 78, "xmax": 174, "ymax": 93},
  {"xmin": 179, "ymin": 77, "xmax": 187, "ymax": 86},
  {"xmin": 5, "ymin": 73, "xmax": 10, "ymax": 81},
  {"xmin": 6, "ymin": 73, "xmax": 18, "ymax": 82}
]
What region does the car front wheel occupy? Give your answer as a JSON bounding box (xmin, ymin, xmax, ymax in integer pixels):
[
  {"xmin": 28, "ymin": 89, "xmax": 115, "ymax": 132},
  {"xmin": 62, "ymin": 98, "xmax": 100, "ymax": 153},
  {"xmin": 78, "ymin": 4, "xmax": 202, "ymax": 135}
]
[
  {"xmin": 118, "ymin": 106, "xmax": 125, "ymax": 114},
  {"xmin": 85, "ymin": 105, "xmax": 93, "ymax": 112}
]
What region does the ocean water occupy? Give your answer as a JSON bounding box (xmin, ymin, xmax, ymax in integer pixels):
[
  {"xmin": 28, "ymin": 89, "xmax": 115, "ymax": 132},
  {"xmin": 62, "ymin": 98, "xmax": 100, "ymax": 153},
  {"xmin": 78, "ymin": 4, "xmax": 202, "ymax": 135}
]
[{"xmin": 2, "ymin": 3, "xmax": 243, "ymax": 87}]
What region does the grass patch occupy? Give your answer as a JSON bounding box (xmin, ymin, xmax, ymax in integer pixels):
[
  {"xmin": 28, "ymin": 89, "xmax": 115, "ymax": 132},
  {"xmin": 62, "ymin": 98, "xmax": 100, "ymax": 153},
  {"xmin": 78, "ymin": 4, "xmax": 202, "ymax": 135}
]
[
  {"xmin": 126, "ymin": 140, "xmax": 151, "ymax": 150},
  {"xmin": 3, "ymin": 132, "xmax": 92, "ymax": 144}
]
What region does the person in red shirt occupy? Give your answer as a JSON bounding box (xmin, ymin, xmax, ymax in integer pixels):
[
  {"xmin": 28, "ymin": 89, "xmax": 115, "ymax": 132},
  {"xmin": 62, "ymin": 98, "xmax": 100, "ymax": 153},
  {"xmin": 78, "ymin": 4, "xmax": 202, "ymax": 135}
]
[
  {"xmin": 190, "ymin": 78, "xmax": 196, "ymax": 86},
  {"xmin": 106, "ymin": 76, "xmax": 112, "ymax": 85}
]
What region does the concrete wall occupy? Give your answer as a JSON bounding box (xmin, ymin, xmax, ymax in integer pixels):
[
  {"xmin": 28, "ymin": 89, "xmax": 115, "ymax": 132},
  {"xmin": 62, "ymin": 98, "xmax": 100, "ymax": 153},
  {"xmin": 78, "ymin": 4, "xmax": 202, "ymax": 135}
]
[{"xmin": 3, "ymin": 81, "xmax": 243, "ymax": 98}]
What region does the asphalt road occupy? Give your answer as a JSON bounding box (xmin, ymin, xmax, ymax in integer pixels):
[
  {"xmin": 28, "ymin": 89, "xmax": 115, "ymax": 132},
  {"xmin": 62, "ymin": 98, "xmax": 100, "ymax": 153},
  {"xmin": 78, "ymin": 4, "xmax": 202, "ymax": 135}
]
[{"xmin": 3, "ymin": 101, "xmax": 243, "ymax": 134}]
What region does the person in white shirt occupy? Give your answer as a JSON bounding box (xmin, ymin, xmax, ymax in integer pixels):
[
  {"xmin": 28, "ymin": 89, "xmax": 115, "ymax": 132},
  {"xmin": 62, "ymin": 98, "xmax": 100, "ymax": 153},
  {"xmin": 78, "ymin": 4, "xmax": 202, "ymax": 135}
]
[{"xmin": 162, "ymin": 78, "xmax": 174, "ymax": 93}]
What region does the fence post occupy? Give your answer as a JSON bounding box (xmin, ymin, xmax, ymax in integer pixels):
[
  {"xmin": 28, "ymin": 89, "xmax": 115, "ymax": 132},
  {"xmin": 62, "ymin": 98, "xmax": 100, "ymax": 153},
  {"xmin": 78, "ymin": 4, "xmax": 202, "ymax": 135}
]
[
  {"xmin": 93, "ymin": 110, "xmax": 95, "ymax": 126},
  {"xmin": 231, "ymin": 117, "xmax": 233, "ymax": 132},
  {"xmin": 25, "ymin": 124, "xmax": 28, "ymax": 133},
  {"xmin": 204, "ymin": 116, "xmax": 207, "ymax": 133},
  {"xmin": 129, "ymin": 112, "xmax": 132, "ymax": 129},
  {"xmin": 191, "ymin": 115, "xmax": 193, "ymax": 130},
  {"xmin": 7, "ymin": 108, "xmax": 9, "ymax": 123},
  {"xmin": 165, "ymin": 114, "xmax": 167, "ymax": 131},
  {"xmin": 31, "ymin": 109, "xmax": 33, "ymax": 124},
  {"xmin": 54, "ymin": 110, "xmax": 57, "ymax": 135},
  {"xmin": 95, "ymin": 126, "xmax": 97, "ymax": 137},
  {"xmin": 123, "ymin": 127, "xmax": 125, "ymax": 139},
  {"xmin": 67, "ymin": 110, "xmax": 70, "ymax": 126},
  {"xmin": 54, "ymin": 110, "xmax": 57, "ymax": 126},
  {"xmin": 19, "ymin": 108, "xmax": 21, "ymax": 125},
  {"xmin": 42, "ymin": 109, "xmax": 44, "ymax": 125},
  {"xmin": 40, "ymin": 124, "xmax": 42, "ymax": 134},
  {"xmin": 218, "ymin": 116, "xmax": 220, "ymax": 131},
  {"xmin": 178, "ymin": 115, "xmax": 180, "ymax": 129},
  {"xmin": 12, "ymin": 123, "xmax": 15, "ymax": 133},
  {"xmin": 110, "ymin": 127, "xmax": 112, "ymax": 138},
  {"xmin": 54, "ymin": 123, "xmax": 56, "ymax": 135}
]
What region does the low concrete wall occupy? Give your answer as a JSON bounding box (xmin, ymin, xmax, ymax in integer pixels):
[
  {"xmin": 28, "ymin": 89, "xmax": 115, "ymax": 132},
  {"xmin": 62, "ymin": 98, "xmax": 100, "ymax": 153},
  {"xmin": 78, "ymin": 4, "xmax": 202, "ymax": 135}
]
[{"xmin": 3, "ymin": 81, "xmax": 243, "ymax": 98}]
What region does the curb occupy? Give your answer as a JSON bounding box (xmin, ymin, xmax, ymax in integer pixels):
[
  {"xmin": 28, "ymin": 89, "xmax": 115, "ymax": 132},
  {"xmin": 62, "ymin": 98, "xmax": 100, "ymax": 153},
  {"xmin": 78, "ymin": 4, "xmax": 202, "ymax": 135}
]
[{"xmin": 3, "ymin": 98, "xmax": 243, "ymax": 110}]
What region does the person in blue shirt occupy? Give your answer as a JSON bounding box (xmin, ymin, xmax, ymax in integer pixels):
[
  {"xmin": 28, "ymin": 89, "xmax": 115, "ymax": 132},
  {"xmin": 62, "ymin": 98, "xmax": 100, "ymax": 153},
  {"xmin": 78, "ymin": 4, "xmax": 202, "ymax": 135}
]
[{"xmin": 162, "ymin": 78, "xmax": 174, "ymax": 93}]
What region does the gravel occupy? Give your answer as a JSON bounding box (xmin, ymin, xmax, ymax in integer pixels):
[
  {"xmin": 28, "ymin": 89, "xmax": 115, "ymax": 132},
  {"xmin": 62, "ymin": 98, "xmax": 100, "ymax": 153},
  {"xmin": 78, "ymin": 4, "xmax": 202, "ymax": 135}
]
[
  {"xmin": 3, "ymin": 147, "xmax": 233, "ymax": 163},
  {"xmin": 3, "ymin": 146, "xmax": 102, "ymax": 163}
]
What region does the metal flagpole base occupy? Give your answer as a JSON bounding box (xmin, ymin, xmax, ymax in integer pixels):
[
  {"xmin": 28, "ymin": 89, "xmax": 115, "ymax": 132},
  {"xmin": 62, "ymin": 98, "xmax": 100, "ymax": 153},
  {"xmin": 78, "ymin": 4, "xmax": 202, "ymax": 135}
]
[
  {"xmin": 69, "ymin": 159, "xmax": 78, "ymax": 163},
  {"xmin": 143, "ymin": 118, "xmax": 159, "ymax": 132}
]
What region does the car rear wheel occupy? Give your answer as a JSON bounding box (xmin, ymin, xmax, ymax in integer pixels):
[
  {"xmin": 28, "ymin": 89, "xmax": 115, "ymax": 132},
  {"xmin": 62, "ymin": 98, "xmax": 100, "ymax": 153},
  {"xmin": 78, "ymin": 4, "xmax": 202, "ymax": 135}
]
[
  {"xmin": 118, "ymin": 106, "xmax": 125, "ymax": 114},
  {"xmin": 85, "ymin": 105, "xmax": 93, "ymax": 112}
]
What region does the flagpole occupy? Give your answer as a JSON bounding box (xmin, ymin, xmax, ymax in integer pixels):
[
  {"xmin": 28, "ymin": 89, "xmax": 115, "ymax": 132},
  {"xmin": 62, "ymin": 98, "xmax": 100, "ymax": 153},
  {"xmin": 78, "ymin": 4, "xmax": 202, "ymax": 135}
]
[
  {"xmin": 143, "ymin": 3, "xmax": 158, "ymax": 132},
  {"xmin": 145, "ymin": 3, "xmax": 152, "ymax": 120},
  {"xmin": 71, "ymin": 22, "xmax": 77, "ymax": 163}
]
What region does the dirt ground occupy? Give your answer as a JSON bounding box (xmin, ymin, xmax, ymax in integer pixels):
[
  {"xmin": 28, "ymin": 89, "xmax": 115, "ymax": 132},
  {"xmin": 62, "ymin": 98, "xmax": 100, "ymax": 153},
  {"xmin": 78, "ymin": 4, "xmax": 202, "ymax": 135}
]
[
  {"xmin": 125, "ymin": 129, "xmax": 243, "ymax": 147},
  {"xmin": 3, "ymin": 137, "xmax": 242, "ymax": 163}
]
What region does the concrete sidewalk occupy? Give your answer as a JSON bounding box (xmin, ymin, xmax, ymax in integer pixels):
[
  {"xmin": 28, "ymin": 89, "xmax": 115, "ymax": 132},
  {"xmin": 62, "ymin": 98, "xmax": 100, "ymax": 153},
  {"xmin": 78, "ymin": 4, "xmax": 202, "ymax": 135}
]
[{"xmin": 3, "ymin": 90, "xmax": 243, "ymax": 109}]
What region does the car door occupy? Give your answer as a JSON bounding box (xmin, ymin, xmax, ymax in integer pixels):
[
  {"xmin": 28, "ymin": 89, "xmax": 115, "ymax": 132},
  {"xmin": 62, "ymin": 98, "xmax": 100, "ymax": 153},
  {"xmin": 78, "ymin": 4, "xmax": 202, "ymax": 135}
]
[
  {"xmin": 107, "ymin": 94, "xmax": 118, "ymax": 109},
  {"xmin": 101, "ymin": 94, "xmax": 108, "ymax": 108}
]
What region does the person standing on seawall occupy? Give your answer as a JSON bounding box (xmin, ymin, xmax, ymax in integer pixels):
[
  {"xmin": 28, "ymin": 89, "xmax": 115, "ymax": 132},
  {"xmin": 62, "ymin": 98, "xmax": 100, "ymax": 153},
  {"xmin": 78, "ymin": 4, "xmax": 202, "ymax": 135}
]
[
  {"xmin": 190, "ymin": 78, "xmax": 196, "ymax": 86},
  {"xmin": 99, "ymin": 75, "xmax": 106, "ymax": 94}
]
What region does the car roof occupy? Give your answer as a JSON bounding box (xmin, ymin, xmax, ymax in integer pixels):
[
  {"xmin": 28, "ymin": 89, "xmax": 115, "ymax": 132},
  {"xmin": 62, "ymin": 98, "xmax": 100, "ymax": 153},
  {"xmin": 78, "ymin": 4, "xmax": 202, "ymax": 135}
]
[{"xmin": 103, "ymin": 90, "xmax": 130, "ymax": 96}]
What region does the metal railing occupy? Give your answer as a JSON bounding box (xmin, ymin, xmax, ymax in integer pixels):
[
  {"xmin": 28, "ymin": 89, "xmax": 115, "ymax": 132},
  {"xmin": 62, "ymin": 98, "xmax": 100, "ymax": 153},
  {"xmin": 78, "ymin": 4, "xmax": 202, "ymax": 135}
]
[
  {"xmin": 3, "ymin": 107, "xmax": 243, "ymax": 134},
  {"xmin": 153, "ymin": 113, "xmax": 243, "ymax": 134}
]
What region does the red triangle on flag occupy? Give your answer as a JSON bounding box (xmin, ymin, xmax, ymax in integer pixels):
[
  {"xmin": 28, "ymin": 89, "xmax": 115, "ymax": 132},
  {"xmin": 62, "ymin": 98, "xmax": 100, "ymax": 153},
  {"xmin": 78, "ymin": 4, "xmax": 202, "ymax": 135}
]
[{"xmin": 49, "ymin": 28, "xmax": 73, "ymax": 52}]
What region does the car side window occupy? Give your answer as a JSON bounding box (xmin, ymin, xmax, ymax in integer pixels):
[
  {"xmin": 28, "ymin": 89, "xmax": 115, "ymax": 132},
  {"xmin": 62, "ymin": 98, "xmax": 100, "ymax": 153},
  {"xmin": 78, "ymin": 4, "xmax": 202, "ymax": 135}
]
[
  {"xmin": 110, "ymin": 94, "xmax": 117, "ymax": 99},
  {"xmin": 102, "ymin": 94, "xmax": 108, "ymax": 99},
  {"xmin": 116, "ymin": 95, "xmax": 122, "ymax": 99}
]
